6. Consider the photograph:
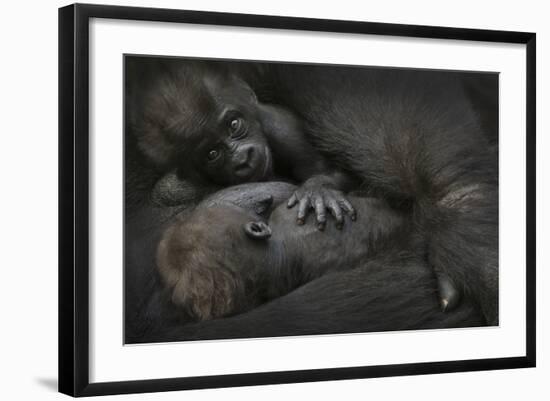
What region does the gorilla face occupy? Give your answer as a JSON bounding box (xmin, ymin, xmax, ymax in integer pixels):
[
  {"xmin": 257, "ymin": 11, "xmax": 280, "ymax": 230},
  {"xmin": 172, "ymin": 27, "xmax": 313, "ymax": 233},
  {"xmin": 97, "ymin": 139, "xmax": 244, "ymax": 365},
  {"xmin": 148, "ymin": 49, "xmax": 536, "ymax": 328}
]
[{"xmin": 191, "ymin": 100, "xmax": 274, "ymax": 185}]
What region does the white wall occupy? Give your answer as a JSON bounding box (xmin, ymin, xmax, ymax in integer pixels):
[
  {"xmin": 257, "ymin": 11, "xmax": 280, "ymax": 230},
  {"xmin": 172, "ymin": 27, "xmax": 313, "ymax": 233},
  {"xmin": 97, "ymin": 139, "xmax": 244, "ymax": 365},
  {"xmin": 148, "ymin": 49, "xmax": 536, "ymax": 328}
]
[{"xmin": 0, "ymin": 0, "xmax": 547, "ymax": 399}]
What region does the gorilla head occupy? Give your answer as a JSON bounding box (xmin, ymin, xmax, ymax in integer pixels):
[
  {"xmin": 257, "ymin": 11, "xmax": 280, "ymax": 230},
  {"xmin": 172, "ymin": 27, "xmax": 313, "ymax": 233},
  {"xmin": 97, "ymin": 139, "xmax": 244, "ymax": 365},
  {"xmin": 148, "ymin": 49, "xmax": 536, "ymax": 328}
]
[
  {"xmin": 131, "ymin": 61, "xmax": 273, "ymax": 185},
  {"xmin": 156, "ymin": 204, "xmax": 274, "ymax": 321}
]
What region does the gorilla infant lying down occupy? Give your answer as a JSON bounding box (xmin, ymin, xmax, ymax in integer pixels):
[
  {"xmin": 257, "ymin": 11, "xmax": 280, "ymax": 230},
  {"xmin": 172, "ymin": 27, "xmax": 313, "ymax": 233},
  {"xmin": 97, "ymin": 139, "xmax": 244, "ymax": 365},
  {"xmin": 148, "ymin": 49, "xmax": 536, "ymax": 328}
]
[{"xmin": 156, "ymin": 183, "xmax": 459, "ymax": 322}]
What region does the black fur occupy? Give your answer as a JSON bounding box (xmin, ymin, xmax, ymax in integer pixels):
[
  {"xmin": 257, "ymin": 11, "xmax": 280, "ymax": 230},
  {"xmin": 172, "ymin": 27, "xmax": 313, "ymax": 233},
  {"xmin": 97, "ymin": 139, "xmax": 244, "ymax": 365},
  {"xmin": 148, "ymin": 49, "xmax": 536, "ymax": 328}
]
[
  {"xmin": 129, "ymin": 183, "xmax": 486, "ymax": 344},
  {"xmin": 124, "ymin": 59, "xmax": 498, "ymax": 343},
  {"xmin": 257, "ymin": 64, "xmax": 498, "ymax": 324}
]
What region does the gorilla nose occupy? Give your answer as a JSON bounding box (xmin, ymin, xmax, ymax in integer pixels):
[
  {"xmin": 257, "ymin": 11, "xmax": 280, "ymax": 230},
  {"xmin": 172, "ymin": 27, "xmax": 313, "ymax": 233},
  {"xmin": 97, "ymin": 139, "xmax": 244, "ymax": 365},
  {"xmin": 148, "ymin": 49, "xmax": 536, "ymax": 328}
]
[{"xmin": 234, "ymin": 146, "xmax": 255, "ymax": 174}]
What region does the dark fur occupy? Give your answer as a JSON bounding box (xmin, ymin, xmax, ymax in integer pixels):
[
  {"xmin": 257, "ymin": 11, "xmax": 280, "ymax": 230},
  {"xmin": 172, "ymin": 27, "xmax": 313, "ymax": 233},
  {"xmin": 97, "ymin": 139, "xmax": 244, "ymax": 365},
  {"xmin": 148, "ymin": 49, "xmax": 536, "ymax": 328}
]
[
  {"xmin": 155, "ymin": 254, "xmax": 485, "ymax": 343},
  {"xmin": 124, "ymin": 59, "xmax": 498, "ymax": 343},
  {"xmin": 255, "ymin": 64, "xmax": 498, "ymax": 323},
  {"xmin": 129, "ymin": 183, "xmax": 485, "ymax": 343},
  {"xmin": 156, "ymin": 187, "xmax": 413, "ymax": 322},
  {"xmin": 127, "ymin": 57, "xmax": 357, "ymax": 227}
]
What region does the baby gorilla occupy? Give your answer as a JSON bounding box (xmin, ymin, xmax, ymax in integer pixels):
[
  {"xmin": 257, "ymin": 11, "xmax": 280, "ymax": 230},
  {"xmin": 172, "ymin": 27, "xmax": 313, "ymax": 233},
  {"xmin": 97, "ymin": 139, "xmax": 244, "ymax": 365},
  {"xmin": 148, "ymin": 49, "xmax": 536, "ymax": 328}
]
[
  {"xmin": 156, "ymin": 192, "xmax": 435, "ymax": 321},
  {"xmin": 134, "ymin": 61, "xmax": 356, "ymax": 230}
]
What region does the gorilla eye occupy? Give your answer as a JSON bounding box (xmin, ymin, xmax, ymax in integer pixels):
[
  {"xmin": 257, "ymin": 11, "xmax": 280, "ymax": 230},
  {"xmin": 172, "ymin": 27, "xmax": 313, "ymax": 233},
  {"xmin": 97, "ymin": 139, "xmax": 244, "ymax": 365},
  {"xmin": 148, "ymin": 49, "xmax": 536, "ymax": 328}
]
[
  {"xmin": 228, "ymin": 117, "xmax": 246, "ymax": 137},
  {"xmin": 207, "ymin": 148, "xmax": 221, "ymax": 162}
]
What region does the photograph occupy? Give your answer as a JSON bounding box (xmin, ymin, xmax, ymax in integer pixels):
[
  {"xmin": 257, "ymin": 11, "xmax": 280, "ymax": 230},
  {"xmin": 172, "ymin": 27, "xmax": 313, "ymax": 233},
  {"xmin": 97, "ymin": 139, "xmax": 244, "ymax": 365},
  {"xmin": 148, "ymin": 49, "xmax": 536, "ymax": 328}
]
[{"xmin": 124, "ymin": 56, "xmax": 499, "ymax": 344}]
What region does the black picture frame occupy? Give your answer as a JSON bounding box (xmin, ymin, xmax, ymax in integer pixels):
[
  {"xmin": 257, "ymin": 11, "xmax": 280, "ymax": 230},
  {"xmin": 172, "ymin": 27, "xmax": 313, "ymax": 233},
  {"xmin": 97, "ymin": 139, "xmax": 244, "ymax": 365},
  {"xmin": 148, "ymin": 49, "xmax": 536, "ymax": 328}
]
[{"xmin": 59, "ymin": 3, "xmax": 536, "ymax": 397}]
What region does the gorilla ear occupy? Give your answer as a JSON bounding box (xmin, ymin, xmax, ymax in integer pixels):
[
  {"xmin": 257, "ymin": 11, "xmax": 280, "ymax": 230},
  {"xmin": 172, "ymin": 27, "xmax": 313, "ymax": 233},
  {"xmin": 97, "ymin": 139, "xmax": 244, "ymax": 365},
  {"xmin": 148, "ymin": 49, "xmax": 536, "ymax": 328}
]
[
  {"xmin": 244, "ymin": 221, "xmax": 272, "ymax": 240},
  {"xmin": 254, "ymin": 195, "xmax": 274, "ymax": 216}
]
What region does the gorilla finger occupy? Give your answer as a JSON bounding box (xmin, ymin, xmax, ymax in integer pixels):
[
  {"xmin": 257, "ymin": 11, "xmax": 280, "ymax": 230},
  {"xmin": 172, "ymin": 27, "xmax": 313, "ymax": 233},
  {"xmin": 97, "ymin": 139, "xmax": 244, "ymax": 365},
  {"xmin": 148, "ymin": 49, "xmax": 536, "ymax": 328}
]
[
  {"xmin": 287, "ymin": 193, "xmax": 298, "ymax": 208},
  {"xmin": 296, "ymin": 198, "xmax": 310, "ymax": 225},
  {"xmin": 327, "ymin": 200, "xmax": 344, "ymax": 229},
  {"xmin": 314, "ymin": 197, "xmax": 327, "ymax": 231},
  {"xmin": 340, "ymin": 198, "xmax": 357, "ymax": 221}
]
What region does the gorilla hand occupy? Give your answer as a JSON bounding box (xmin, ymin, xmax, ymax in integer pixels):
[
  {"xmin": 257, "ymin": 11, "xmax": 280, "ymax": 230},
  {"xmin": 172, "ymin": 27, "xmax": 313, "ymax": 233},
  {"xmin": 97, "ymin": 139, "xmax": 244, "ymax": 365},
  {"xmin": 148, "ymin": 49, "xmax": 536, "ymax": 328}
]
[{"xmin": 287, "ymin": 175, "xmax": 356, "ymax": 230}]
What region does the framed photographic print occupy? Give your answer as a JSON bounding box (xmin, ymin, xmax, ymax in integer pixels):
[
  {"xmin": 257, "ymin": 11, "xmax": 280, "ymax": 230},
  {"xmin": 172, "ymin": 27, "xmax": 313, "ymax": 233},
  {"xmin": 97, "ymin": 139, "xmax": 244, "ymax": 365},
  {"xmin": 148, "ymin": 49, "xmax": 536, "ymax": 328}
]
[{"xmin": 58, "ymin": 3, "xmax": 536, "ymax": 397}]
